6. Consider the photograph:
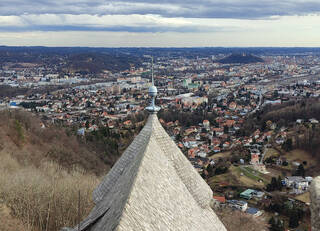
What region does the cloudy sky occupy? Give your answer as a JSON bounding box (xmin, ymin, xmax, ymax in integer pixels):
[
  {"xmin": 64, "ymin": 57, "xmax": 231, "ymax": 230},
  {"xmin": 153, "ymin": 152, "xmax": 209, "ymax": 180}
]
[{"xmin": 0, "ymin": 0, "xmax": 320, "ymax": 47}]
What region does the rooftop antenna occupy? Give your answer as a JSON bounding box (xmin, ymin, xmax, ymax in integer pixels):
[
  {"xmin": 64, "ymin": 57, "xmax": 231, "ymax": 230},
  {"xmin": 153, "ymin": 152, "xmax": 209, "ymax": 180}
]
[{"xmin": 146, "ymin": 56, "xmax": 160, "ymax": 113}]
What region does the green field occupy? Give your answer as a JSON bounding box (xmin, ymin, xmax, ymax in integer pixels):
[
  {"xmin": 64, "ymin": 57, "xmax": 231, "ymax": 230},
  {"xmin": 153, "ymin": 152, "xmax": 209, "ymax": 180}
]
[
  {"xmin": 208, "ymin": 165, "xmax": 271, "ymax": 189},
  {"xmin": 208, "ymin": 151, "xmax": 231, "ymax": 160},
  {"xmin": 239, "ymin": 166, "xmax": 270, "ymax": 184}
]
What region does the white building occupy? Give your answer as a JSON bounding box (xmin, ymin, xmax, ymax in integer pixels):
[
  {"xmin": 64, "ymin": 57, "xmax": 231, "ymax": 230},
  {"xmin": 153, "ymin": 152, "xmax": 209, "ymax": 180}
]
[
  {"xmin": 227, "ymin": 200, "xmax": 248, "ymax": 211},
  {"xmin": 284, "ymin": 176, "xmax": 312, "ymax": 190}
]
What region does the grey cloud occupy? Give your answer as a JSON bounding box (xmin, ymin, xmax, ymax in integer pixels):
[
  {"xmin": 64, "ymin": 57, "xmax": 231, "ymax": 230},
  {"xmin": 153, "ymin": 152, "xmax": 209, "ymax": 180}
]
[
  {"xmin": 0, "ymin": 24, "xmax": 228, "ymax": 33},
  {"xmin": 0, "ymin": 0, "xmax": 320, "ymax": 19}
]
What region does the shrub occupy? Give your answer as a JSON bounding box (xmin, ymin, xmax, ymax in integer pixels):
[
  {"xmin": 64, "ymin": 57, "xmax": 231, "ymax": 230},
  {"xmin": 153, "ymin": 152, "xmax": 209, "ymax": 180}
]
[{"xmin": 0, "ymin": 153, "xmax": 99, "ymax": 231}]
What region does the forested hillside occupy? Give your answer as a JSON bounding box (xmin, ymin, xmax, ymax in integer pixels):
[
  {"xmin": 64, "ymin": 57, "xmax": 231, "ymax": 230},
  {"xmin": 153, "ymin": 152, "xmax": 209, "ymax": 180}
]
[
  {"xmin": 218, "ymin": 53, "xmax": 264, "ymax": 64},
  {"xmin": 240, "ymin": 99, "xmax": 320, "ymax": 157},
  {"xmin": 66, "ymin": 53, "xmax": 144, "ymax": 73},
  {"xmin": 0, "ymin": 110, "xmax": 118, "ymax": 230}
]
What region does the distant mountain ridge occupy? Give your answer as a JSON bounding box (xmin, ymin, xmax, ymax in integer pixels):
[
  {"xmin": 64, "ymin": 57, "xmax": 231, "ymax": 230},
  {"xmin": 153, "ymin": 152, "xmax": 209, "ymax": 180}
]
[
  {"xmin": 0, "ymin": 48, "xmax": 145, "ymax": 73},
  {"xmin": 66, "ymin": 53, "xmax": 143, "ymax": 73},
  {"xmin": 217, "ymin": 53, "xmax": 264, "ymax": 64}
]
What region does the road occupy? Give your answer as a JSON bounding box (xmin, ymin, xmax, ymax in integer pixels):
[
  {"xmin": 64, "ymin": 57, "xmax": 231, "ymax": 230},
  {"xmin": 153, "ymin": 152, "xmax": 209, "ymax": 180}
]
[
  {"xmin": 248, "ymin": 92, "xmax": 263, "ymax": 116},
  {"xmin": 260, "ymin": 147, "xmax": 268, "ymax": 164}
]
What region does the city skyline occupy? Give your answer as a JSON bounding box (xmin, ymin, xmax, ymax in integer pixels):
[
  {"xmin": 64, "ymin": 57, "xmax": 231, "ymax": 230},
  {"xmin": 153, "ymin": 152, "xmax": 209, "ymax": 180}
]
[{"xmin": 0, "ymin": 0, "xmax": 320, "ymax": 47}]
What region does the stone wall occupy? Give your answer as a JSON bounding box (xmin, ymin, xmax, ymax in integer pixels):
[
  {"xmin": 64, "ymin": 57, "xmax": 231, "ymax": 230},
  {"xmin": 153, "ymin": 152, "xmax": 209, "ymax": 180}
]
[{"xmin": 311, "ymin": 176, "xmax": 320, "ymax": 231}]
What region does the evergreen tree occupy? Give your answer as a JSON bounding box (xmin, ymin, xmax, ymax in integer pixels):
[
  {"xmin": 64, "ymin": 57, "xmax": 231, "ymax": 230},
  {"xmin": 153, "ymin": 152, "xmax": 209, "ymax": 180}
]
[
  {"xmin": 224, "ymin": 125, "xmax": 229, "ymax": 133},
  {"xmin": 275, "ymin": 219, "xmax": 285, "ymax": 231},
  {"xmin": 269, "ymin": 216, "xmax": 275, "ymax": 226},
  {"xmin": 282, "ymin": 138, "xmax": 293, "ymax": 151},
  {"xmin": 269, "ymin": 217, "xmax": 285, "ymax": 231},
  {"xmin": 271, "ymin": 177, "xmax": 277, "ymax": 190},
  {"xmin": 289, "ymin": 210, "xmax": 299, "ymax": 228},
  {"xmin": 206, "ymin": 164, "xmax": 214, "ymax": 177},
  {"xmin": 175, "ymin": 133, "xmax": 182, "ymax": 142},
  {"xmin": 266, "ymin": 177, "xmax": 277, "ymax": 191},
  {"xmin": 277, "ymin": 176, "xmax": 283, "ymax": 191},
  {"xmin": 296, "ymin": 164, "xmax": 305, "ymax": 177},
  {"xmin": 85, "ymin": 120, "xmax": 90, "ymax": 129}
]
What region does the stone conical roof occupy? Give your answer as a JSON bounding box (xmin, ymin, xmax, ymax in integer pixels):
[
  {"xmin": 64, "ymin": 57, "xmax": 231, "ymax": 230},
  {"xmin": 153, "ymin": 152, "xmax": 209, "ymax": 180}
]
[{"xmin": 63, "ymin": 114, "xmax": 226, "ymax": 231}]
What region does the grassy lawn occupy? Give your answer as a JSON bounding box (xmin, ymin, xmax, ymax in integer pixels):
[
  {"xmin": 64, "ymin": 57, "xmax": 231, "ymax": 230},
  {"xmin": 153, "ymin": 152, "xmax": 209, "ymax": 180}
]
[
  {"xmin": 282, "ymin": 149, "xmax": 320, "ymax": 175},
  {"xmin": 263, "ymin": 148, "xmax": 280, "ymax": 161},
  {"xmin": 240, "ymin": 166, "xmax": 271, "ymax": 184},
  {"xmin": 209, "ymin": 151, "xmax": 231, "ymax": 160},
  {"xmin": 264, "ymin": 148, "xmax": 319, "ymax": 175},
  {"xmin": 208, "ymin": 165, "xmax": 270, "ymax": 189},
  {"xmin": 207, "ymin": 166, "xmax": 240, "ymax": 186},
  {"xmin": 263, "ymin": 148, "xmax": 317, "ymax": 167},
  {"xmin": 265, "ymin": 167, "xmax": 286, "ymax": 177},
  {"xmin": 284, "ymin": 149, "xmax": 318, "ymax": 168}
]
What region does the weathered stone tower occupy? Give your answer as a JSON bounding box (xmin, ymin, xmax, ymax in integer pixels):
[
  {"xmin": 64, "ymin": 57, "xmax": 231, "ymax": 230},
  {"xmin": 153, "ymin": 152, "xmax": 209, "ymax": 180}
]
[
  {"xmin": 311, "ymin": 177, "xmax": 320, "ymax": 230},
  {"xmin": 62, "ymin": 60, "xmax": 226, "ymax": 231}
]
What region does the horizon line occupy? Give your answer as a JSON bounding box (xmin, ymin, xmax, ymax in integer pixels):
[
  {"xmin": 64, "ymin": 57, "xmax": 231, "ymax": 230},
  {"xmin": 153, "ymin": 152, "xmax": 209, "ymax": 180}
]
[{"xmin": 1, "ymin": 45, "xmax": 320, "ymax": 49}]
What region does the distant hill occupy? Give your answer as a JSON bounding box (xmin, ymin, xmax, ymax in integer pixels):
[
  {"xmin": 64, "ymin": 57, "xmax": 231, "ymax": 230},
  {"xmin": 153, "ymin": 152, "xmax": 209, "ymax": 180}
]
[
  {"xmin": 66, "ymin": 53, "xmax": 144, "ymax": 74},
  {"xmin": 218, "ymin": 53, "xmax": 264, "ymax": 64},
  {"xmin": 0, "ymin": 47, "xmax": 145, "ymax": 74},
  {"xmin": 0, "ymin": 46, "xmax": 320, "ymax": 62}
]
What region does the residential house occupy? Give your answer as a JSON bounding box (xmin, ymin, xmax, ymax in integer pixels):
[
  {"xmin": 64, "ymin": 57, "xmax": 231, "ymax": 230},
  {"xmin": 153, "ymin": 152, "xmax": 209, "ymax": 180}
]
[
  {"xmin": 223, "ymin": 142, "xmax": 230, "ymax": 149},
  {"xmin": 229, "ymin": 102, "xmax": 237, "ymax": 110},
  {"xmin": 240, "ymin": 189, "xmax": 255, "ymax": 200},
  {"xmin": 240, "ymin": 189, "xmax": 265, "ymax": 200},
  {"xmin": 213, "ymin": 146, "xmax": 221, "ymax": 153},
  {"xmin": 284, "ymin": 176, "xmax": 313, "ymax": 190},
  {"xmin": 203, "ymin": 120, "xmax": 210, "ymax": 130},
  {"xmin": 227, "ymin": 200, "xmax": 248, "ymax": 211},
  {"xmin": 250, "ymin": 153, "xmax": 260, "ymax": 165}
]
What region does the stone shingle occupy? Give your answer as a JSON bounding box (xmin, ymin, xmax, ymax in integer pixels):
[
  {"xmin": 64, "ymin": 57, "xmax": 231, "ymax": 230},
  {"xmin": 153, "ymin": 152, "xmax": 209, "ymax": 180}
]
[{"xmin": 62, "ymin": 114, "xmax": 226, "ymax": 231}]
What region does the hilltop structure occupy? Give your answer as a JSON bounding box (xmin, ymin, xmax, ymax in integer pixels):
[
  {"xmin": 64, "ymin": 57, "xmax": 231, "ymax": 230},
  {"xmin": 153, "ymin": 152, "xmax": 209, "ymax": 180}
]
[{"xmin": 62, "ymin": 60, "xmax": 226, "ymax": 231}]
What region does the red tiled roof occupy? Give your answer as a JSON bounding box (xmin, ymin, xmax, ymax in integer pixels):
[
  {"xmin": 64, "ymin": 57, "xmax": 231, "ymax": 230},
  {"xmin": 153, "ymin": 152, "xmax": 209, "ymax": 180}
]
[{"xmin": 213, "ymin": 196, "xmax": 226, "ymax": 203}]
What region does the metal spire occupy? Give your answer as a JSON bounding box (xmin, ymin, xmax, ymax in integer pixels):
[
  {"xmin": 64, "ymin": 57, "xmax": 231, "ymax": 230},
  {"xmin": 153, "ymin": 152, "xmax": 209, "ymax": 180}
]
[
  {"xmin": 146, "ymin": 56, "xmax": 160, "ymax": 113},
  {"xmin": 151, "ymin": 56, "xmax": 154, "ymax": 86}
]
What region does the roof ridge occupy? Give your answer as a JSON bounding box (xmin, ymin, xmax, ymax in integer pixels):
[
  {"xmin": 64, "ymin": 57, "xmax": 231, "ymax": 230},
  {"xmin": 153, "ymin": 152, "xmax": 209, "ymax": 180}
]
[
  {"xmin": 149, "ymin": 115, "xmax": 213, "ymax": 209},
  {"xmin": 92, "ymin": 115, "xmax": 154, "ymax": 204}
]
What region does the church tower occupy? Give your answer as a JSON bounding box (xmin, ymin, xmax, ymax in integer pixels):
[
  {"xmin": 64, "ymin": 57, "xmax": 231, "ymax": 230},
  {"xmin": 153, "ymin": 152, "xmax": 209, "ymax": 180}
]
[{"xmin": 62, "ymin": 58, "xmax": 226, "ymax": 231}]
